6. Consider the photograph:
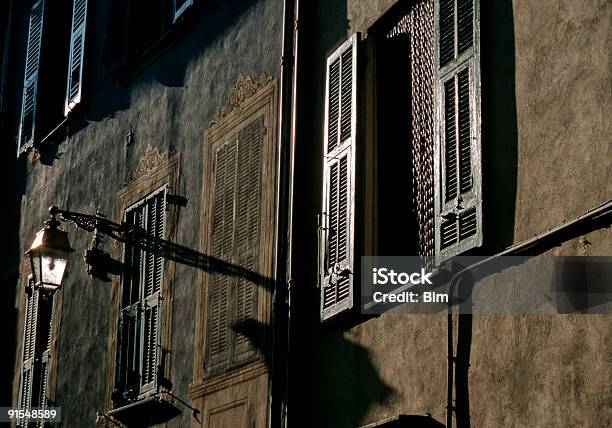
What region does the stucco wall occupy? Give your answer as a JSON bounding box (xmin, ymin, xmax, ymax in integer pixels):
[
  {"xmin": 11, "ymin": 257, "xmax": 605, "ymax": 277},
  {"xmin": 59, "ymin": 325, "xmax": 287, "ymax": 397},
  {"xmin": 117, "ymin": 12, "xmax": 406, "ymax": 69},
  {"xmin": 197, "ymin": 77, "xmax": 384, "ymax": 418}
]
[
  {"xmin": 11, "ymin": 0, "xmax": 282, "ymax": 426},
  {"xmin": 295, "ymin": 0, "xmax": 612, "ymax": 427}
]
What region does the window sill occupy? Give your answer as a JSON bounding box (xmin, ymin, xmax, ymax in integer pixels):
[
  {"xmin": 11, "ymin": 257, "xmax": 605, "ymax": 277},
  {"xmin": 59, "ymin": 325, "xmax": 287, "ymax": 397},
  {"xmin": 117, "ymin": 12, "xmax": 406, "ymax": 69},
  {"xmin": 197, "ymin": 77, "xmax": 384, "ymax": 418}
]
[
  {"xmin": 106, "ymin": 394, "xmax": 181, "ymax": 426},
  {"xmin": 359, "ymin": 415, "xmax": 444, "ymax": 428}
]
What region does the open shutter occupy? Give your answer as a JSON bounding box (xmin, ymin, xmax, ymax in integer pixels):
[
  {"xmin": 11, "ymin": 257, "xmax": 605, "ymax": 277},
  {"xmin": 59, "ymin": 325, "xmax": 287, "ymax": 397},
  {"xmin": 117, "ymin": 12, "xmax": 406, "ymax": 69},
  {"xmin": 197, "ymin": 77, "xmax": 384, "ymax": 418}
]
[
  {"xmin": 434, "ymin": 0, "xmax": 481, "ymax": 261},
  {"xmin": 116, "ymin": 205, "xmax": 145, "ymax": 401},
  {"xmin": 17, "ymin": 0, "xmax": 44, "ymax": 156},
  {"xmin": 64, "ymin": 0, "xmax": 88, "ymax": 116},
  {"xmin": 173, "ymin": 0, "xmax": 194, "ymax": 22},
  {"xmin": 207, "ymin": 138, "xmax": 238, "ymax": 372},
  {"xmin": 320, "ymin": 34, "xmax": 358, "ymax": 321},
  {"xmin": 140, "ymin": 189, "xmax": 166, "ymax": 396}
]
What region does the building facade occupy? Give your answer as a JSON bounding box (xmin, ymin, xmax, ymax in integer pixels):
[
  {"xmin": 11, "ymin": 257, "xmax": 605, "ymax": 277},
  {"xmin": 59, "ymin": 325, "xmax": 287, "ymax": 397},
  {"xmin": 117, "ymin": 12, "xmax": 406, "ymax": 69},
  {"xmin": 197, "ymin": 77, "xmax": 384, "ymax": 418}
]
[{"xmin": 1, "ymin": 0, "xmax": 610, "ymax": 427}]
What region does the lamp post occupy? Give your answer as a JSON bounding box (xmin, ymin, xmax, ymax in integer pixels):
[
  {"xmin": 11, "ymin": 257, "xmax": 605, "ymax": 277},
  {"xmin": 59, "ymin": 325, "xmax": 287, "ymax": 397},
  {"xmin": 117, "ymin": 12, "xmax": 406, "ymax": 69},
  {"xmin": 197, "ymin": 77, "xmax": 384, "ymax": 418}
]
[{"xmin": 26, "ymin": 211, "xmax": 74, "ymax": 292}]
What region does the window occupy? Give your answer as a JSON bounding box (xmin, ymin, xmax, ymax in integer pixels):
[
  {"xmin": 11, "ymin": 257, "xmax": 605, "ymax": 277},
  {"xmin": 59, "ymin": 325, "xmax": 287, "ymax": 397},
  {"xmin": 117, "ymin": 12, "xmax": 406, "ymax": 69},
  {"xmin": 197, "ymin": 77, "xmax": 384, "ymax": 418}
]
[
  {"xmin": 17, "ymin": 0, "xmax": 45, "ymax": 155},
  {"xmin": 205, "ymin": 117, "xmax": 264, "ymax": 374},
  {"xmin": 17, "ymin": 0, "xmax": 72, "ymax": 156},
  {"xmin": 318, "ymin": 0, "xmax": 482, "ymax": 318},
  {"xmin": 104, "ymin": 0, "xmax": 196, "ymax": 76},
  {"xmin": 17, "ymin": 277, "xmax": 55, "ymax": 427},
  {"xmin": 113, "ymin": 187, "xmax": 166, "ymax": 405},
  {"xmin": 434, "ymin": 0, "xmax": 482, "ymax": 261},
  {"xmin": 173, "ymin": 0, "xmax": 194, "ymax": 22},
  {"xmin": 64, "ymin": 0, "xmax": 89, "ymax": 116},
  {"xmin": 192, "ymin": 75, "xmax": 277, "ymax": 389},
  {"xmin": 319, "ymin": 34, "xmax": 358, "ymax": 321}
]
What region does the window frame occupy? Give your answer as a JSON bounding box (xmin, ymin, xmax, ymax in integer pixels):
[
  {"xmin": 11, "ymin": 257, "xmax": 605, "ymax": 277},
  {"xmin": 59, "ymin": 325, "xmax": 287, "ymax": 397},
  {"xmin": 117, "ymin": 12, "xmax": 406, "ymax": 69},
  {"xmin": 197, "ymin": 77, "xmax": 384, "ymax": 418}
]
[{"xmin": 105, "ymin": 145, "xmax": 181, "ymax": 412}]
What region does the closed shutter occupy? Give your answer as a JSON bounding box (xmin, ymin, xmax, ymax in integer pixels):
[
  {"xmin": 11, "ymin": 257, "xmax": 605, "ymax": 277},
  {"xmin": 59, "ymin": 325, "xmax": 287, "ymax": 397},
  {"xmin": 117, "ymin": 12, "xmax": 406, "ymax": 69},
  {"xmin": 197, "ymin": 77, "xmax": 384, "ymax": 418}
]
[
  {"xmin": 17, "ymin": 0, "xmax": 44, "ymax": 156},
  {"xmin": 116, "ymin": 206, "xmax": 144, "ymax": 400},
  {"xmin": 18, "ymin": 286, "xmax": 38, "ymax": 415},
  {"xmin": 140, "ymin": 190, "xmax": 165, "ymax": 394},
  {"xmin": 207, "ymin": 137, "xmax": 237, "ymax": 371},
  {"xmin": 434, "ymin": 0, "xmax": 481, "ymax": 261},
  {"xmin": 18, "ymin": 280, "xmax": 55, "ymax": 424},
  {"xmin": 173, "ymin": 0, "xmax": 194, "ymax": 22},
  {"xmin": 64, "ymin": 0, "xmax": 88, "ymax": 116},
  {"xmin": 233, "ymin": 118, "xmax": 262, "ymax": 361},
  {"xmin": 320, "ymin": 34, "xmax": 358, "ymax": 321},
  {"xmin": 206, "ymin": 116, "xmax": 264, "ymax": 373}
]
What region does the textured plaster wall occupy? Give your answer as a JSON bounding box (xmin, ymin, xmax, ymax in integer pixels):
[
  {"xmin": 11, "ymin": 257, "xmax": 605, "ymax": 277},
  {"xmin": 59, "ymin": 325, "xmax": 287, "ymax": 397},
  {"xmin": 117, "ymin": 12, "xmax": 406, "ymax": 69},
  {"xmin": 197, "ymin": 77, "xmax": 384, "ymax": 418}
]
[
  {"xmin": 12, "ymin": 0, "xmax": 282, "ymax": 426},
  {"xmin": 512, "ymin": 0, "xmax": 612, "ymax": 241}
]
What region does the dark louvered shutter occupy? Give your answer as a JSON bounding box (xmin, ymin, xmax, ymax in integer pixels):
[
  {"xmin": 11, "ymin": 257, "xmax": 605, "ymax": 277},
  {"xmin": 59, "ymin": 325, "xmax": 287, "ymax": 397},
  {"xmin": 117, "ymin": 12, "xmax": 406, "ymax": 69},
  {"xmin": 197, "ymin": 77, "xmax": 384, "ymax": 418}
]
[
  {"xmin": 207, "ymin": 137, "xmax": 238, "ymax": 371},
  {"xmin": 173, "ymin": 0, "xmax": 194, "ymax": 22},
  {"xmin": 320, "ymin": 34, "xmax": 358, "ymax": 320},
  {"xmin": 435, "ymin": 0, "xmax": 482, "ymax": 261},
  {"xmin": 64, "ymin": 0, "xmax": 88, "ymax": 116},
  {"xmin": 17, "ymin": 0, "xmax": 44, "ymax": 156},
  {"xmin": 116, "ymin": 187, "xmax": 166, "ymax": 401}
]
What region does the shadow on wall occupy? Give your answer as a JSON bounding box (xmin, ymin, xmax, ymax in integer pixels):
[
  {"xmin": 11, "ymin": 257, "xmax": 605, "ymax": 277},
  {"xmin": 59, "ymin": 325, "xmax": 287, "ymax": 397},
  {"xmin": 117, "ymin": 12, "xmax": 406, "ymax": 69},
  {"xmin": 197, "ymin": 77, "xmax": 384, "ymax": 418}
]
[
  {"xmin": 481, "ymin": 0, "xmax": 518, "ymax": 254},
  {"xmin": 233, "ymin": 319, "xmax": 395, "ymax": 428}
]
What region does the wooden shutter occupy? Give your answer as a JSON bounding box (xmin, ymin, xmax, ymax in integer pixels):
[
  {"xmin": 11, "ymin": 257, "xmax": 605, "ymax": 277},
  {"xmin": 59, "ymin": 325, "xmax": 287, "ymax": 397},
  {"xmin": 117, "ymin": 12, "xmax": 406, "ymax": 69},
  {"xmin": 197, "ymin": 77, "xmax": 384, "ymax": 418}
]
[
  {"xmin": 18, "ymin": 281, "xmax": 55, "ymax": 419},
  {"xmin": 140, "ymin": 189, "xmax": 165, "ymax": 395},
  {"xmin": 116, "ymin": 205, "xmax": 145, "ymax": 400},
  {"xmin": 18, "ymin": 286, "xmax": 38, "ymax": 414},
  {"xmin": 320, "ymin": 34, "xmax": 358, "ymax": 320},
  {"xmin": 173, "ymin": 0, "xmax": 194, "ymax": 22},
  {"xmin": 434, "ymin": 0, "xmax": 481, "ymax": 261},
  {"xmin": 17, "ymin": 0, "xmax": 44, "ymax": 156},
  {"xmin": 64, "ymin": 0, "xmax": 88, "ymax": 116},
  {"xmin": 116, "ymin": 188, "xmax": 166, "ymax": 400},
  {"xmin": 206, "ymin": 116, "xmax": 264, "ymax": 373},
  {"xmin": 233, "ymin": 117, "xmax": 262, "ymax": 361},
  {"xmin": 207, "ymin": 137, "xmax": 238, "ymax": 371}
]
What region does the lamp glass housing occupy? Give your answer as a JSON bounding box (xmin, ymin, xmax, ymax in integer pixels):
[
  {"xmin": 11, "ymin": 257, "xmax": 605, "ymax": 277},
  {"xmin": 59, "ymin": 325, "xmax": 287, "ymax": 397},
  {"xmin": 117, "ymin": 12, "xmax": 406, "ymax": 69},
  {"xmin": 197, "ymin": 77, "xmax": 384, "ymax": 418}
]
[{"xmin": 27, "ymin": 220, "xmax": 73, "ymax": 291}]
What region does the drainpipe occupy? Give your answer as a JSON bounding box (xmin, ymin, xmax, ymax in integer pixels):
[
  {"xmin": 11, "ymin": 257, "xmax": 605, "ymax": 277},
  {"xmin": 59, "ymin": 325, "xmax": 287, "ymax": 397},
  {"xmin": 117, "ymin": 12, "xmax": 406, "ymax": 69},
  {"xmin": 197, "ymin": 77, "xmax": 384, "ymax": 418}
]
[
  {"xmin": 271, "ymin": 0, "xmax": 299, "ymax": 426},
  {"xmin": 446, "ymin": 198, "xmax": 612, "ymax": 427}
]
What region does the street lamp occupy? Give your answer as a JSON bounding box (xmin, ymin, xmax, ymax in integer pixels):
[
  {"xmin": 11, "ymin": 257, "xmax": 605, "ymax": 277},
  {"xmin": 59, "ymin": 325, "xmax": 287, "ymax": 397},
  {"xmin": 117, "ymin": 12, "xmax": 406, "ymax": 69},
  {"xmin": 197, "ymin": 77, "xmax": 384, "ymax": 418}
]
[{"xmin": 26, "ymin": 211, "xmax": 74, "ymax": 292}]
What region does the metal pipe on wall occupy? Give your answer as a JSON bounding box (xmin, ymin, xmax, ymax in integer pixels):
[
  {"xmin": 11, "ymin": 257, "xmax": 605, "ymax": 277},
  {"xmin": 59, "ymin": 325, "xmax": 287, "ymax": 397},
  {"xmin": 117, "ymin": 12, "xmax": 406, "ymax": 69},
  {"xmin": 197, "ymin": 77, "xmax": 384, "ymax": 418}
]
[
  {"xmin": 446, "ymin": 198, "xmax": 612, "ymax": 427},
  {"xmin": 270, "ymin": 0, "xmax": 299, "ymax": 425}
]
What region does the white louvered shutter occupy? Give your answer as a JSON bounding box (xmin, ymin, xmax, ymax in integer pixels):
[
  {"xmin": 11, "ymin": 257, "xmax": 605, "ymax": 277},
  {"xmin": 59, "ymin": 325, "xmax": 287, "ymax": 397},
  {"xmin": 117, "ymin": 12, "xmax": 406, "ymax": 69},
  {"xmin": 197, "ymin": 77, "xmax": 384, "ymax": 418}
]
[
  {"xmin": 173, "ymin": 0, "xmax": 194, "ymax": 22},
  {"xmin": 117, "ymin": 205, "xmax": 145, "ymax": 399},
  {"xmin": 64, "ymin": 0, "xmax": 88, "ymax": 116},
  {"xmin": 140, "ymin": 189, "xmax": 166, "ymax": 395},
  {"xmin": 17, "ymin": 0, "xmax": 44, "ymax": 156},
  {"xmin": 18, "ymin": 287, "xmax": 39, "ymax": 416},
  {"xmin": 320, "ymin": 34, "xmax": 358, "ymax": 321},
  {"xmin": 18, "ymin": 281, "xmax": 55, "ymax": 424},
  {"xmin": 434, "ymin": 0, "xmax": 482, "ymax": 261}
]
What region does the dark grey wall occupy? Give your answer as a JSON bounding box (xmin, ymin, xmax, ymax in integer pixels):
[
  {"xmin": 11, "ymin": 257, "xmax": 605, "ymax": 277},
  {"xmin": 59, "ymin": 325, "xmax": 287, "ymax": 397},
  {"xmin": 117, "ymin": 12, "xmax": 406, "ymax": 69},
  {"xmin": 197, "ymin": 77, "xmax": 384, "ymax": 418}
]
[{"xmin": 6, "ymin": 0, "xmax": 282, "ymax": 426}]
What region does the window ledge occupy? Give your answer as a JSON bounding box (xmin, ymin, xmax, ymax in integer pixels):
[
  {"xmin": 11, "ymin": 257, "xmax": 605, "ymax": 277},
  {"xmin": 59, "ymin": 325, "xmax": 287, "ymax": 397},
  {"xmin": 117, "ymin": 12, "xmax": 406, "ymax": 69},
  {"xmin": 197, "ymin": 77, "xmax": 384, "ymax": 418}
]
[
  {"xmin": 359, "ymin": 415, "xmax": 444, "ymax": 428},
  {"xmin": 106, "ymin": 394, "xmax": 181, "ymax": 426}
]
